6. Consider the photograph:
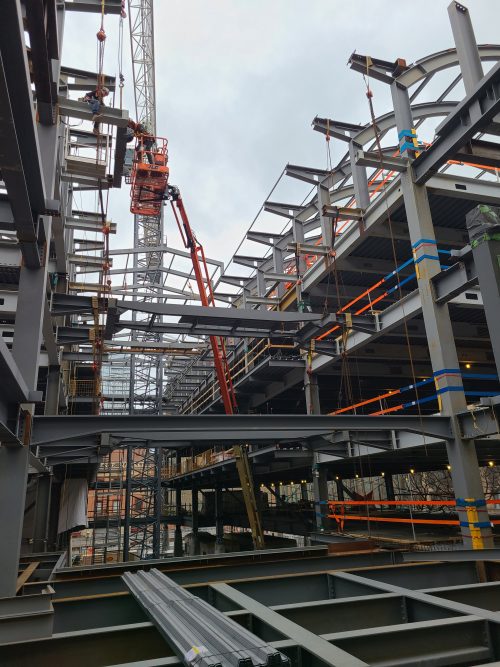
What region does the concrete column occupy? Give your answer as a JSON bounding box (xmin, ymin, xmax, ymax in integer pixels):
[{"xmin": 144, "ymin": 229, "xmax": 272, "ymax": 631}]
[
  {"xmin": 391, "ymin": 82, "xmax": 492, "ymax": 549},
  {"xmin": 32, "ymin": 474, "xmax": 52, "ymax": 553},
  {"xmin": 191, "ymin": 488, "xmax": 200, "ymax": 556},
  {"xmin": 215, "ymin": 486, "xmax": 224, "ymax": 553},
  {"xmin": 384, "ymin": 474, "xmax": 396, "ymax": 501}
]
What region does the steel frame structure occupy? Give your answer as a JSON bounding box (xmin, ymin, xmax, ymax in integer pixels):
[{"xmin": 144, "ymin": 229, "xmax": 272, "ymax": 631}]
[
  {"xmin": 6, "ymin": 547, "xmax": 500, "ymax": 666},
  {"xmin": 2, "ymin": 3, "xmax": 500, "ymax": 654}
]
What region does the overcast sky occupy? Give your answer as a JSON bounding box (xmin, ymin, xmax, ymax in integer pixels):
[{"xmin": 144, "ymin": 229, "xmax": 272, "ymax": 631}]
[{"xmin": 63, "ymin": 0, "xmax": 500, "ymax": 286}]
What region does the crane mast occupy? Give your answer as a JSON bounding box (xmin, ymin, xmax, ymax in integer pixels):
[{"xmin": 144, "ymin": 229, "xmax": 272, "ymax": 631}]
[
  {"xmin": 123, "ymin": 0, "xmax": 165, "ymax": 560},
  {"xmin": 126, "ymin": 2, "xmax": 265, "ymax": 551}
]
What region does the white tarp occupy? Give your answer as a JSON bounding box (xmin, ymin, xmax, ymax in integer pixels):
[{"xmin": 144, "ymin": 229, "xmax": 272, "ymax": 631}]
[{"xmin": 57, "ymin": 479, "xmax": 88, "ymax": 534}]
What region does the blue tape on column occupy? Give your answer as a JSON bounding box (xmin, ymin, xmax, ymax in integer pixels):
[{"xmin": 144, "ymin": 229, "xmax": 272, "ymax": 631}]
[
  {"xmin": 412, "ymin": 238, "xmax": 437, "ymax": 249},
  {"xmin": 459, "ymin": 521, "xmax": 491, "ymax": 528},
  {"xmin": 414, "ymin": 253, "xmax": 440, "ymax": 264},
  {"xmin": 456, "ymin": 498, "xmax": 486, "ymax": 508}
]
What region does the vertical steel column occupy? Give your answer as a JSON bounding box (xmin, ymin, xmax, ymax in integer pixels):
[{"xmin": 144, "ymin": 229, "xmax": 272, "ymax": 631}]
[
  {"xmin": 292, "ymin": 216, "xmax": 308, "ymax": 312},
  {"xmin": 0, "ymin": 222, "xmax": 52, "ymax": 595},
  {"xmin": 256, "ymin": 268, "xmax": 266, "ymax": 310},
  {"xmin": 0, "ymin": 446, "xmax": 29, "ymax": 596},
  {"xmin": 317, "ymin": 183, "xmax": 332, "ymax": 248},
  {"xmin": 174, "ymin": 455, "xmax": 183, "ymax": 556},
  {"xmin": 272, "ymin": 247, "xmax": 285, "ymax": 299},
  {"xmin": 44, "ymin": 366, "xmax": 60, "ymax": 415},
  {"xmin": 47, "ymin": 480, "xmax": 61, "ymax": 552},
  {"xmin": 335, "ymin": 479, "xmax": 345, "ymax": 501},
  {"xmin": 448, "ymin": 0, "xmax": 484, "ymax": 94},
  {"xmin": 348, "ymin": 140, "xmax": 370, "ymax": 210},
  {"xmin": 215, "ymin": 486, "xmax": 224, "ymax": 553},
  {"xmin": 305, "ymin": 372, "xmax": 330, "ymax": 531},
  {"xmin": 466, "ymin": 209, "xmax": 500, "ymax": 377},
  {"xmin": 391, "ymin": 82, "xmax": 492, "ymax": 549},
  {"xmin": 384, "ymin": 474, "xmax": 396, "ymax": 501},
  {"xmin": 191, "ymin": 487, "xmax": 200, "ymax": 555},
  {"xmin": 448, "ymin": 2, "xmax": 500, "ymax": 379},
  {"xmin": 300, "ymin": 482, "xmax": 308, "ymax": 502},
  {"xmin": 123, "ymin": 445, "xmax": 133, "ymax": 561},
  {"xmin": 153, "ymin": 447, "xmax": 162, "ymax": 558},
  {"xmin": 32, "ymin": 474, "xmax": 52, "ymax": 553},
  {"xmin": 13, "ymin": 226, "xmax": 50, "ymax": 388}
]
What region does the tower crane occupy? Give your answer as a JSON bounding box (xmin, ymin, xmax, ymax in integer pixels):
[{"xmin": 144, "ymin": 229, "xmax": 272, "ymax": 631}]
[{"xmin": 126, "ymin": 3, "xmax": 265, "ymax": 551}]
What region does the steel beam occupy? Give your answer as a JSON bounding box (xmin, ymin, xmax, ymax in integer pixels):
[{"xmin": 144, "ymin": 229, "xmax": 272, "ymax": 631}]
[
  {"xmin": 57, "ymin": 96, "xmax": 129, "ymax": 127},
  {"xmin": 31, "ymin": 414, "xmax": 454, "ymax": 448},
  {"xmin": 412, "ymin": 60, "xmax": 500, "ymax": 183}
]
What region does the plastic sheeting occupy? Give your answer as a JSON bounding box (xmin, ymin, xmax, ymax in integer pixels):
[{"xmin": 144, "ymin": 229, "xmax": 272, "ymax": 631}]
[{"xmin": 57, "ymin": 479, "xmax": 88, "ymax": 534}]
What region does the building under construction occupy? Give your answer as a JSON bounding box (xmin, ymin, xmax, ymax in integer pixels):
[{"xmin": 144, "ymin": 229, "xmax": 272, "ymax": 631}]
[{"xmin": 2, "ymin": 0, "xmax": 500, "ymax": 665}]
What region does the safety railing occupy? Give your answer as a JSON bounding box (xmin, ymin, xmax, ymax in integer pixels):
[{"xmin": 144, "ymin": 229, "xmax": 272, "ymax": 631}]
[
  {"xmin": 162, "ymin": 448, "xmax": 235, "ymax": 479},
  {"xmin": 180, "ymin": 340, "xmax": 297, "ymax": 415},
  {"xmin": 328, "ymin": 499, "xmax": 500, "ymax": 532},
  {"xmin": 69, "ymin": 378, "xmax": 101, "ymax": 398}
]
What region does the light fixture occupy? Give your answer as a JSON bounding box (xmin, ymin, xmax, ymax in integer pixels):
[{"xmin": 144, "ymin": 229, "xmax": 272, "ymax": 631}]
[
  {"xmin": 465, "ymin": 363, "xmax": 471, "ymax": 369},
  {"xmin": 410, "ymin": 468, "xmax": 415, "ymax": 474},
  {"xmin": 355, "ymin": 474, "xmax": 359, "ymax": 478},
  {"xmin": 335, "ymin": 475, "xmax": 340, "ymax": 481},
  {"xmin": 489, "ymin": 461, "xmax": 495, "ymax": 467},
  {"xmin": 447, "ymin": 464, "xmax": 451, "ymax": 471},
  {"xmin": 381, "ymin": 471, "xmax": 385, "ymax": 477}
]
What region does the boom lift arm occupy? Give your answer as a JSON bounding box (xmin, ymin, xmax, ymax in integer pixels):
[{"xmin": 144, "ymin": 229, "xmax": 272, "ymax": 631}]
[{"xmin": 168, "ymin": 186, "xmax": 265, "ymax": 550}]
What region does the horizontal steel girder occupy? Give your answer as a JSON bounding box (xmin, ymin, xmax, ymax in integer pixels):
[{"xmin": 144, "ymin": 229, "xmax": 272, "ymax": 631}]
[
  {"xmin": 30, "ymin": 414, "xmax": 454, "ymax": 448},
  {"xmin": 49, "ymin": 294, "xmax": 374, "ymax": 339}
]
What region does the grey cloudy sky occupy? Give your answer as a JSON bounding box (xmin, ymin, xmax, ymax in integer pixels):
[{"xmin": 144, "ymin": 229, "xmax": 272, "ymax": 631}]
[{"xmin": 63, "ymin": 0, "xmax": 500, "ymax": 285}]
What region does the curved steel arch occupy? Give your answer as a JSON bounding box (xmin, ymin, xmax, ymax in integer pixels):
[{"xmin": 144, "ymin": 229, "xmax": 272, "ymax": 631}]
[{"xmin": 396, "ymin": 44, "xmax": 500, "ymax": 88}]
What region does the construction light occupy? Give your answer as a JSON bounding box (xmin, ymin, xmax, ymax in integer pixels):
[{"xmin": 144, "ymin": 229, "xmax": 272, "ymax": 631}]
[
  {"xmin": 381, "ymin": 472, "xmax": 385, "ymax": 477},
  {"xmin": 335, "ymin": 476, "xmax": 340, "ymax": 481},
  {"xmin": 447, "ymin": 465, "xmax": 451, "ymax": 471},
  {"xmin": 489, "ymin": 461, "xmax": 495, "ymax": 467},
  {"xmin": 355, "ymin": 474, "xmax": 359, "ymax": 478},
  {"xmin": 410, "ymin": 468, "xmax": 415, "ymax": 474},
  {"xmin": 465, "ymin": 363, "xmax": 471, "ymax": 369}
]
